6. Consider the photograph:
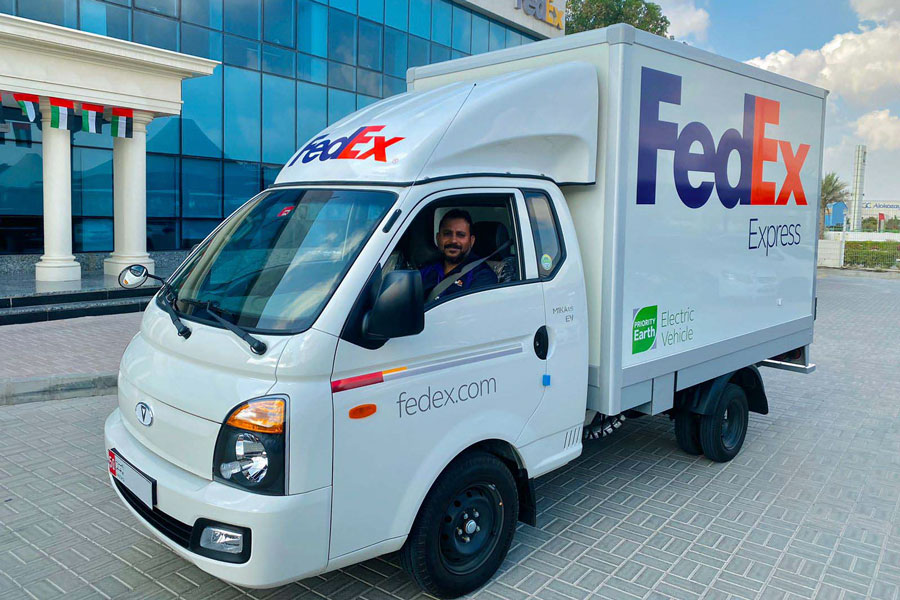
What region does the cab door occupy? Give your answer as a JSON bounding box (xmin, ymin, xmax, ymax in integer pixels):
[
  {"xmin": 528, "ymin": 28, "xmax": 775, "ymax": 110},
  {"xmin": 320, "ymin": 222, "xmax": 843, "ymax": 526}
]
[{"xmin": 328, "ymin": 187, "xmax": 547, "ymax": 560}]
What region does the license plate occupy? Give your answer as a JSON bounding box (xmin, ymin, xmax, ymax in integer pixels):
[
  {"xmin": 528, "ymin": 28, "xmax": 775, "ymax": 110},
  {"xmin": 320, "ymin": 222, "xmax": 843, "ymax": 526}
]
[{"xmin": 108, "ymin": 449, "xmax": 156, "ymax": 509}]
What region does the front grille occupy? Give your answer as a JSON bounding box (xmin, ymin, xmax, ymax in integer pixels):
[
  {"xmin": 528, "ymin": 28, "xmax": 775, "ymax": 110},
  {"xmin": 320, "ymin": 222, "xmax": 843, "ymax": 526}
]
[{"xmin": 114, "ymin": 478, "xmax": 193, "ymax": 548}]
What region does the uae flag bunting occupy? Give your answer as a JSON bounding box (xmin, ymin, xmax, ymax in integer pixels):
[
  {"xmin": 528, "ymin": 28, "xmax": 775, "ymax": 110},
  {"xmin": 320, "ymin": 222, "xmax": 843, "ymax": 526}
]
[
  {"xmin": 13, "ymin": 93, "xmax": 39, "ymax": 122},
  {"xmin": 110, "ymin": 107, "xmax": 133, "ymax": 138},
  {"xmin": 81, "ymin": 103, "xmax": 104, "ymax": 134},
  {"xmin": 50, "ymin": 98, "xmax": 76, "ymax": 130}
]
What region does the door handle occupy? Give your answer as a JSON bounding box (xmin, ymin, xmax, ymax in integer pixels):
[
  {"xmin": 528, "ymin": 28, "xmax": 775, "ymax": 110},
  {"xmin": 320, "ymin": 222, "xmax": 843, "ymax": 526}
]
[{"xmin": 533, "ymin": 326, "xmax": 548, "ymax": 360}]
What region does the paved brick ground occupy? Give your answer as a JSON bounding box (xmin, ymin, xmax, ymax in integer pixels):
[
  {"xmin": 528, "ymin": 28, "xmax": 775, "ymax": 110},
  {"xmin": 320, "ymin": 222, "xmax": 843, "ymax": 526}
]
[
  {"xmin": 0, "ymin": 313, "xmax": 142, "ymax": 379},
  {"xmin": 0, "ymin": 272, "xmax": 898, "ymax": 600}
]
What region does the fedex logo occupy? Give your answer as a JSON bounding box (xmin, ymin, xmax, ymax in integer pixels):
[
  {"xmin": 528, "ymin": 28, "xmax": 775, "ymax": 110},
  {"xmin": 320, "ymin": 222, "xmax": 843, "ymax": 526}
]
[
  {"xmin": 637, "ymin": 67, "xmax": 811, "ymax": 209},
  {"xmin": 288, "ymin": 125, "xmax": 404, "ymax": 166}
]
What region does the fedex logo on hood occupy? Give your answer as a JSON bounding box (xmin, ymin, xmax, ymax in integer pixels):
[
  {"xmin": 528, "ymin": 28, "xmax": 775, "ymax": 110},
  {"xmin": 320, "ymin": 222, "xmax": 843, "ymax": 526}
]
[
  {"xmin": 637, "ymin": 67, "xmax": 811, "ymax": 209},
  {"xmin": 288, "ymin": 125, "xmax": 404, "ymax": 166}
]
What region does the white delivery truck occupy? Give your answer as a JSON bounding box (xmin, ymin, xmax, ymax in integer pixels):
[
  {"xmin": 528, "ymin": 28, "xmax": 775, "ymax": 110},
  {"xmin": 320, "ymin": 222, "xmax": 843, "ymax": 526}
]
[{"xmin": 106, "ymin": 24, "xmax": 825, "ymax": 597}]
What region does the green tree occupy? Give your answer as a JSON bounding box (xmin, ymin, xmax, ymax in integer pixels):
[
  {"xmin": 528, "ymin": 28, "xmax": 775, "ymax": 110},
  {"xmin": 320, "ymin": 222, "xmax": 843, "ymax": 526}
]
[
  {"xmin": 862, "ymin": 216, "xmax": 878, "ymax": 232},
  {"xmin": 566, "ymin": 0, "xmax": 669, "ymax": 36},
  {"xmin": 885, "ymin": 216, "xmax": 900, "ymax": 232},
  {"xmin": 819, "ymin": 172, "xmax": 849, "ymax": 239}
]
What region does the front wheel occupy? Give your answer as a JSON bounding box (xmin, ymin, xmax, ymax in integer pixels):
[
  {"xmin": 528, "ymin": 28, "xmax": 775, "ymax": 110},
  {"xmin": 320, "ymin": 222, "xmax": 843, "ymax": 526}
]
[
  {"xmin": 400, "ymin": 452, "xmax": 519, "ymax": 598},
  {"xmin": 699, "ymin": 383, "xmax": 749, "ymax": 462}
]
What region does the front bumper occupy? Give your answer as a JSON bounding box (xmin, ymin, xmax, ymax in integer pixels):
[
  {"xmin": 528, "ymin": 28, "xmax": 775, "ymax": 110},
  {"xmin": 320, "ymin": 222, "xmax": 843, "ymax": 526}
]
[{"xmin": 105, "ymin": 408, "xmax": 331, "ymax": 588}]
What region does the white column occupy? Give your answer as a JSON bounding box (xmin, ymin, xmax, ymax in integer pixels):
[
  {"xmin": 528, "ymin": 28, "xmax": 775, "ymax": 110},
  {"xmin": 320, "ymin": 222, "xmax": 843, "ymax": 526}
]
[
  {"xmin": 104, "ymin": 110, "xmax": 155, "ymax": 276},
  {"xmin": 35, "ymin": 98, "xmax": 81, "ymax": 282}
]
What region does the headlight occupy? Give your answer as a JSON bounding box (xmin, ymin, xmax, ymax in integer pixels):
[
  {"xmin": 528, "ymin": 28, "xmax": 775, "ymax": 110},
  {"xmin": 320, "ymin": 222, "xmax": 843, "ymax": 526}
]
[{"xmin": 213, "ymin": 396, "xmax": 287, "ymax": 495}]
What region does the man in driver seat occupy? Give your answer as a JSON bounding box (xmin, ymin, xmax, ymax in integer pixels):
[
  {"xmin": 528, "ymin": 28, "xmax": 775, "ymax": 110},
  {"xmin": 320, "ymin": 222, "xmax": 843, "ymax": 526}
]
[{"xmin": 419, "ymin": 209, "xmax": 497, "ymax": 301}]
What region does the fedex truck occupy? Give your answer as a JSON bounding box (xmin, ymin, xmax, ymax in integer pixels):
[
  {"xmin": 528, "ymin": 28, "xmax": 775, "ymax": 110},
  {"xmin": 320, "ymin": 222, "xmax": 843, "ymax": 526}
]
[{"xmin": 105, "ymin": 24, "xmax": 825, "ymax": 597}]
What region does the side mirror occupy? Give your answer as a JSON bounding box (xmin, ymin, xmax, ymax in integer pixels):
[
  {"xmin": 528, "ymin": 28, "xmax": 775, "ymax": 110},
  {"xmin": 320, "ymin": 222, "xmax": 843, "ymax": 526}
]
[
  {"xmin": 362, "ymin": 270, "xmax": 424, "ymax": 340},
  {"xmin": 118, "ymin": 264, "xmax": 149, "ymax": 289}
]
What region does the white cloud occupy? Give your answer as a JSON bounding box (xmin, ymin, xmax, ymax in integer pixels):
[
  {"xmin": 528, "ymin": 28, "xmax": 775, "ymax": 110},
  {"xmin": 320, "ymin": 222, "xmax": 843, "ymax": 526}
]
[
  {"xmin": 851, "ymin": 0, "xmax": 899, "ymax": 24},
  {"xmin": 855, "ymin": 109, "xmax": 900, "ymax": 150},
  {"xmin": 656, "ymin": 0, "xmax": 710, "ymax": 42},
  {"xmin": 747, "ymin": 22, "xmax": 900, "ymax": 108}
]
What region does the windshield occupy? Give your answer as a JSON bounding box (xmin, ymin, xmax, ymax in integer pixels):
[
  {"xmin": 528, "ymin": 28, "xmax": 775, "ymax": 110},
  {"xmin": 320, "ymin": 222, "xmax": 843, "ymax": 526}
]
[{"xmin": 167, "ymin": 188, "xmax": 396, "ymax": 333}]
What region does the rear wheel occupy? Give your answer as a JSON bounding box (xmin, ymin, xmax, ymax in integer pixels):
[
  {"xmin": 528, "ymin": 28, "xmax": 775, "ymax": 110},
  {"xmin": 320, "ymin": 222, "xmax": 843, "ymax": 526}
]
[
  {"xmin": 674, "ymin": 411, "xmax": 702, "ymax": 455},
  {"xmin": 400, "ymin": 452, "xmax": 518, "ymax": 599},
  {"xmin": 699, "ymin": 383, "xmax": 749, "ymax": 462}
]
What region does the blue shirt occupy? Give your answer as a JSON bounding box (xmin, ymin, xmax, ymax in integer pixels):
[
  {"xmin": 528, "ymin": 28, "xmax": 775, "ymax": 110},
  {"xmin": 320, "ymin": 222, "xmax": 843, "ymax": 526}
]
[{"xmin": 419, "ymin": 254, "xmax": 498, "ymax": 301}]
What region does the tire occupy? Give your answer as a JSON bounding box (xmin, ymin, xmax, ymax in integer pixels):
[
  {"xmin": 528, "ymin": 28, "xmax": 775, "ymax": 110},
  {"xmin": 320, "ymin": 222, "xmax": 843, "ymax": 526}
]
[
  {"xmin": 400, "ymin": 452, "xmax": 519, "ymax": 599},
  {"xmin": 699, "ymin": 383, "xmax": 749, "ymax": 462},
  {"xmin": 674, "ymin": 411, "xmax": 702, "ymax": 455}
]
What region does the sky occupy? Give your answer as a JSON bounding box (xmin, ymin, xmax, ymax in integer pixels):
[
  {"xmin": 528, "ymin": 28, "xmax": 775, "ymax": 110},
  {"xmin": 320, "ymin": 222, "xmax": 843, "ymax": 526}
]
[{"xmin": 654, "ymin": 0, "xmax": 900, "ymax": 202}]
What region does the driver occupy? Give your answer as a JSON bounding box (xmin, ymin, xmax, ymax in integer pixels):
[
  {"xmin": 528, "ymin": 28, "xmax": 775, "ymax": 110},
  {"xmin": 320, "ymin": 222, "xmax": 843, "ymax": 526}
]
[{"xmin": 419, "ymin": 209, "xmax": 497, "ymax": 301}]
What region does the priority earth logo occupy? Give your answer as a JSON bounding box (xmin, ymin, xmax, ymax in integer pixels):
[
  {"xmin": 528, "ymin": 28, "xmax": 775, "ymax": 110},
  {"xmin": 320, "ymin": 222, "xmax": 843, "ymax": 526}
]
[{"xmin": 632, "ymin": 305, "xmax": 658, "ymax": 354}]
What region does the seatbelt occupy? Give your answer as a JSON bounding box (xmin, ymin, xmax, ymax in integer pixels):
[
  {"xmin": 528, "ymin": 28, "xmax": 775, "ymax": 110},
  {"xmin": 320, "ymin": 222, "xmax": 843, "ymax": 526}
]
[{"xmin": 426, "ymin": 240, "xmax": 511, "ymax": 303}]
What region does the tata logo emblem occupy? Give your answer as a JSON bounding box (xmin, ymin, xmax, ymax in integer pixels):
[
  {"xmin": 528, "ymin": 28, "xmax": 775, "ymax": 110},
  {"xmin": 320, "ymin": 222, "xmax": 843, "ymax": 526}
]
[
  {"xmin": 514, "ymin": 0, "xmax": 563, "ymax": 30},
  {"xmin": 135, "ymin": 402, "xmax": 153, "ymax": 427}
]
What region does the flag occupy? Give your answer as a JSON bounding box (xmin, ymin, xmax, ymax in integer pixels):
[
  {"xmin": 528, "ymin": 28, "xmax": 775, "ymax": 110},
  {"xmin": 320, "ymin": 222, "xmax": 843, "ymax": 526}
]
[
  {"xmin": 110, "ymin": 107, "xmax": 133, "ymax": 138},
  {"xmin": 13, "ymin": 93, "xmax": 39, "ymax": 122},
  {"xmin": 50, "ymin": 98, "xmax": 76, "ymax": 130},
  {"xmin": 81, "ymin": 103, "xmax": 104, "ymax": 134}
]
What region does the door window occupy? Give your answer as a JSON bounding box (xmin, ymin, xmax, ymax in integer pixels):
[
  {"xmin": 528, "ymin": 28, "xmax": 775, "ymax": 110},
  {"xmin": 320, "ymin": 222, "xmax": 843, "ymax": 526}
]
[
  {"xmin": 386, "ymin": 194, "xmax": 523, "ymax": 305},
  {"xmin": 524, "ymin": 190, "xmax": 564, "ymax": 279}
]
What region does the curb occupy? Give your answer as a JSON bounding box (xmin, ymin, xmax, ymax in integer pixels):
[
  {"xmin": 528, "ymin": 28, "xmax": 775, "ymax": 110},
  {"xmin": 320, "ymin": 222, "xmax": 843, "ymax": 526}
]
[{"xmin": 0, "ymin": 373, "xmax": 117, "ymax": 406}]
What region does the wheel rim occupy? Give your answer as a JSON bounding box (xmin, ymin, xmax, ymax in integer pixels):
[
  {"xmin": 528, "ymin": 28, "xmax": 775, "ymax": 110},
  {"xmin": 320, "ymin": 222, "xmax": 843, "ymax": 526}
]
[
  {"xmin": 438, "ymin": 482, "xmax": 504, "ymax": 575},
  {"xmin": 721, "ymin": 398, "xmax": 746, "ymax": 451}
]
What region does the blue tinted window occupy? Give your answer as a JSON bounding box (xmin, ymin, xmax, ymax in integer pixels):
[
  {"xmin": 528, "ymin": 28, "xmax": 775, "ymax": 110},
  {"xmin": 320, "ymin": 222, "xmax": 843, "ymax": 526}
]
[
  {"xmin": 224, "ymin": 162, "xmax": 261, "ymax": 215},
  {"xmin": 262, "ymin": 75, "xmax": 296, "ymax": 164},
  {"xmin": 297, "ymin": 53, "xmax": 328, "ymax": 83},
  {"xmin": 384, "ymin": 0, "xmax": 406, "ymax": 30},
  {"xmin": 383, "ymin": 75, "xmax": 405, "ymax": 97},
  {"xmin": 357, "ymin": 94, "xmax": 379, "ymax": 109},
  {"xmin": 408, "ymin": 34, "xmax": 428, "ymax": 67},
  {"xmin": 72, "ymin": 148, "xmax": 113, "ymax": 217},
  {"xmin": 225, "ymin": 0, "xmax": 260, "ymax": 39},
  {"xmin": 329, "ymin": 0, "xmax": 356, "ymax": 15},
  {"xmin": 262, "ymin": 165, "xmax": 281, "ymax": 188},
  {"xmin": 431, "ymin": 0, "xmax": 450, "ymax": 46},
  {"xmin": 450, "ymin": 49, "xmax": 466, "ymax": 59},
  {"xmin": 489, "ymin": 21, "xmax": 504, "ymax": 51},
  {"xmin": 357, "ymin": 69, "xmax": 382, "ymax": 97},
  {"xmin": 135, "ymin": 0, "xmax": 178, "ymax": 17},
  {"xmin": 328, "ymin": 62, "xmax": 356, "ymax": 91},
  {"xmin": 297, "ymin": 82, "xmax": 327, "ymax": 144},
  {"xmin": 147, "ymin": 116, "xmax": 180, "ymax": 154},
  {"xmin": 262, "ymin": 45, "xmax": 295, "ymax": 76},
  {"xmin": 224, "ymin": 67, "xmax": 261, "ymax": 161},
  {"xmin": 80, "ymin": 0, "xmax": 130, "ymax": 40},
  {"xmin": 147, "ymin": 154, "xmax": 179, "ymax": 217},
  {"xmin": 384, "ymin": 28, "xmax": 407, "ymax": 78},
  {"xmin": 182, "ymin": 158, "xmax": 222, "ymax": 218},
  {"xmin": 148, "ymin": 219, "xmax": 178, "ymax": 251},
  {"xmin": 471, "ymin": 13, "xmax": 488, "ymax": 54},
  {"xmin": 328, "ymin": 9, "xmax": 356, "ymax": 65},
  {"xmin": 0, "ymin": 0, "xmax": 13, "ymax": 14},
  {"xmin": 182, "ymin": 23, "xmax": 223, "ymax": 60},
  {"xmin": 328, "ymin": 89, "xmax": 356, "ymax": 123},
  {"xmin": 183, "ymin": 65, "xmax": 223, "ymax": 157},
  {"xmin": 430, "ymin": 43, "xmax": 449, "ymax": 63},
  {"xmin": 0, "ymin": 144, "xmax": 42, "ymax": 215},
  {"xmin": 182, "ymin": 219, "xmax": 219, "ymax": 248},
  {"xmin": 225, "ymin": 35, "xmax": 261, "ymax": 69},
  {"xmin": 72, "ymin": 125, "xmax": 114, "ymax": 149},
  {"xmin": 506, "ymin": 29, "xmax": 522, "ymax": 47},
  {"xmin": 359, "ymin": 0, "xmax": 383, "ymax": 22},
  {"xmin": 264, "ymin": 0, "xmax": 295, "ymax": 46},
  {"xmin": 183, "ymin": 0, "xmax": 223, "ymax": 29},
  {"xmin": 74, "ymin": 218, "xmax": 113, "ymax": 251},
  {"xmin": 134, "ymin": 11, "xmax": 178, "ymax": 51},
  {"xmin": 19, "ymin": 0, "xmax": 76, "ymax": 28},
  {"xmin": 408, "ymin": 0, "xmax": 429, "ymax": 39},
  {"xmin": 451, "ymin": 6, "xmax": 470, "ymax": 52},
  {"xmin": 298, "ymin": 0, "xmax": 328, "ymax": 57},
  {"xmin": 358, "ymin": 19, "xmax": 383, "ymax": 71}
]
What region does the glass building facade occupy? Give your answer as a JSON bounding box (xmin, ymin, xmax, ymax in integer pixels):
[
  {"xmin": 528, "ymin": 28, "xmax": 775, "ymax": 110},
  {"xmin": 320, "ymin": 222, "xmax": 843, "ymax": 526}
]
[{"xmin": 0, "ymin": 0, "xmax": 537, "ymax": 254}]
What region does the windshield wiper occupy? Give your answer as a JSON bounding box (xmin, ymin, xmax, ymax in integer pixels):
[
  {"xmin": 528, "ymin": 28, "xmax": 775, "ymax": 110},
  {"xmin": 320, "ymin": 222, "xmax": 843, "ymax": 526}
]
[
  {"xmin": 203, "ymin": 302, "xmax": 267, "ymax": 355},
  {"xmin": 159, "ymin": 285, "xmax": 192, "ymax": 339}
]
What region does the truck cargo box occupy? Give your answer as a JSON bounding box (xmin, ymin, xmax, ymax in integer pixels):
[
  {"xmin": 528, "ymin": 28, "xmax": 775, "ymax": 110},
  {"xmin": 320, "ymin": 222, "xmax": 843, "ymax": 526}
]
[{"xmin": 408, "ymin": 25, "xmax": 826, "ymax": 416}]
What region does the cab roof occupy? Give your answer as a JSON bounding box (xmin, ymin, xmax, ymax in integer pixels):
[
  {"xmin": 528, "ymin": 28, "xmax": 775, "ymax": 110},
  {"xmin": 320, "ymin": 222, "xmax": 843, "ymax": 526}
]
[{"xmin": 275, "ymin": 61, "xmax": 599, "ymax": 187}]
